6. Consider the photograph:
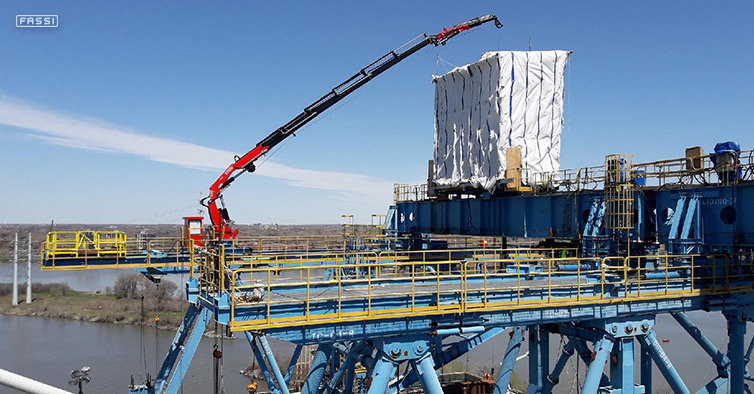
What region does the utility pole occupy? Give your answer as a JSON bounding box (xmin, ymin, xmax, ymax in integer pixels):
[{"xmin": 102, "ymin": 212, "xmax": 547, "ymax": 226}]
[
  {"xmin": 26, "ymin": 233, "xmax": 32, "ymax": 304},
  {"xmin": 12, "ymin": 233, "xmax": 18, "ymax": 306}
]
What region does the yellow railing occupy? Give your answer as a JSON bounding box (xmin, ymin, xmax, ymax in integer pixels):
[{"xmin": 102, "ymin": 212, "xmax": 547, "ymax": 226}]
[
  {"xmin": 41, "ymin": 235, "xmax": 192, "ymax": 270},
  {"xmin": 395, "ymin": 149, "xmax": 754, "ymax": 201},
  {"xmin": 221, "ymin": 251, "xmax": 750, "ymax": 331},
  {"xmin": 44, "ymin": 231, "xmax": 127, "ymax": 258}
]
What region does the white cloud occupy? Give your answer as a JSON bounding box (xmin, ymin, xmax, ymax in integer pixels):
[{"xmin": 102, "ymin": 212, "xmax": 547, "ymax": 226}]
[{"xmin": 0, "ymin": 96, "xmax": 394, "ymax": 201}]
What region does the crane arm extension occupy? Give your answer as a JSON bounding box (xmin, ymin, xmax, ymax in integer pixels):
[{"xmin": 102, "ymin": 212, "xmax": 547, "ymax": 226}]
[{"xmin": 204, "ymin": 14, "xmax": 502, "ymax": 238}]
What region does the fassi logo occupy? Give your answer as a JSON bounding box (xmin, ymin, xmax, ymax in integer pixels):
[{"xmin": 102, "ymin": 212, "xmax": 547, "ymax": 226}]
[{"xmin": 16, "ymin": 15, "xmax": 59, "ymax": 27}]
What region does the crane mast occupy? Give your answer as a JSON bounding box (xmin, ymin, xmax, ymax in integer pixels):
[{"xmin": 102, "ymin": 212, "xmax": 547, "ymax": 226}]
[{"xmin": 202, "ymin": 15, "xmax": 503, "ymax": 239}]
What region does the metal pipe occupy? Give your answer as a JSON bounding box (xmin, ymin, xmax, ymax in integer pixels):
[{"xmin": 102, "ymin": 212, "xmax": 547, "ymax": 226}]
[
  {"xmin": 258, "ymin": 335, "xmax": 291, "ymax": 394},
  {"xmin": 432, "ymin": 326, "xmax": 486, "ymax": 336},
  {"xmin": 300, "ymin": 344, "xmax": 333, "ymax": 394},
  {"xmin": 494, "ymin": 326, "xmax": 524, "ymax": 394},
  {"xmin": 644, "ymin": 271, "xmax": 680, "ymax": 280},
  {"xmin": 581, "ymin": 335, "xmax": 613, "ymax": 394},
  {"xmin": 0, "ymin": 368, "xmax": 73, "ymax": 394},
  {"xmin": 639, "ymin": 331, "xmax": 690, "ymax": 394},
  {"xmin": 671, "ymin": 312, "xmax": 729, "ymax": 371},
  {"xmin": 415, "ymin": 353, "xmax": 444, "ymax": 394}
]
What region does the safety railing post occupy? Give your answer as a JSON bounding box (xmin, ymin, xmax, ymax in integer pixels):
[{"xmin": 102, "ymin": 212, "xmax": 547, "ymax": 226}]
[{"xmin": 306, "ymin": 268, "xmax": 310, "ymax": 321}]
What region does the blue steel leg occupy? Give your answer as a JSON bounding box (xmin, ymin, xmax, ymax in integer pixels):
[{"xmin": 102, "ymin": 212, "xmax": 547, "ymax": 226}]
[
  {"xmin": 414, "ymin": 353, "xmax": 443, "ymax": 394},
  {"xmin": 672, "ymin": 312, "xmax": 730, "ymax": 373},
  {"xmin": 301, "ymin": 344, "xmax": 333, "ymax": 394},
  {"xmin": 283, "ymin": 344, "xmax": 302, "ymax": 385},
  {"xmin": 728, "ymin": 315, "xmax": 747, "ymax": 394},
  {"xmin": 494, "ymin": 326, "xmax": 525, "ymax": 394},
  {"xmin": 259, "ymin": 335, "xmax": 292, "ymax": 394},
  {"xmin": 639, "ymin": 330, "xmax": 690, "ymax": 394},
  {"xmin": 138, "ymin": 303, "xmax": 212, "ymax": 394},
  {"xmin": 610, "ymin": 338, "xmax": 635, "ymax": 393},
  {"xmin": 543, "ymin": 338, "xmax": 576, "ymax": 394},
  {"xmin": 580, "ymin": 334, "xmax": 613, "ymax": 394},
  {"xmin": 573, "ymin": 339, "xmax": 610, "ymax": 387},
  {"xmin": 640, "ymin": 343, "xmax": 652, "ymax": 394},
  {"xmin": 343, "ymin": 357, "xmax": 356, "ymax": 394},
  {"xmin": 527, "ymin": 326, "xmax": 549, "ymax": 394},
  {"xmin": 246, "ymin": 332, "xmax": 278, "ymax": 394},
  {"xmin": 395, "ymin": 328, "xmax": 504, "ymax": 393},
  {"xmin": 324, "ymin": 343, "xmax": 359, "ymax": 394},
  {"xmin": 367, "ymin": 356, "xmax": 398, "ymax": 394}
]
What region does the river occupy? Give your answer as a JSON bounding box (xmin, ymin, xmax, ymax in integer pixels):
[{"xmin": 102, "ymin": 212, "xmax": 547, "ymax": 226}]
[{"xmin": 0, "ymin": 263, "xmax": 749, "ymax": 393}]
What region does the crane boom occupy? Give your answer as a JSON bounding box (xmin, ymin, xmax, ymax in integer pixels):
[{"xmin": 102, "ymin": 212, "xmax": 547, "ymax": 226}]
[{"xmin": 202, "ymin": 15, "xmax": 503, "ymax": 239}]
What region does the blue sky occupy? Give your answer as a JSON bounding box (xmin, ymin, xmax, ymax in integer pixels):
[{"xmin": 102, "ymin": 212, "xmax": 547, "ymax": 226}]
[{"xmin": 1, "ymin": 1, "xmax": 753, "ymax": 224}]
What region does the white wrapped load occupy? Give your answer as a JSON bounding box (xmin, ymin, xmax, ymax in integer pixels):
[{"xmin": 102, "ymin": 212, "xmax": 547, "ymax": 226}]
[{"xmin": 433, "ymin": 50, "xmax": 571, "ymax": 191}]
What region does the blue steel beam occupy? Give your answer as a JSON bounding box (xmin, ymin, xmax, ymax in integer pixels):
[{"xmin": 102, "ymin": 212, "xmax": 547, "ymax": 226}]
[
  {"xmin": 414, "ymin": 353, "xmax": 444, "ymax": 394},
  {"xmin": 528, "ymin": 326, "xmax": 549, "ymax": 394},
  {"xmin": 392, "ymin": 183, "xmax": 754, "ymax": 247},
  {"xmin": 494, "ymin": 326, "xmax": 524, "ymax": 394},
  {"xmin": 128, "ymin": 303, "xmax": 212, "ymax": 394},
  {"xmin": 580, "ymin": 334, "xmax": 613, "ymax": 394},
  {"xmin": 639, "ymin": 330, "xmax": 690, "ymax": 394},
  {"xmin": 258, "ymin": 335, "xmax": 292, "ymax": 394},
  {"xmin": 394, "ymin": 328, "xmax": 505, "ymax": 392},
  {"xmin": 543, "ymin": 338, "xmax": 576, "ymax": 394},
  {"xmin": 283, "ymin": 344, "xmax": 302, "ymax": 385},
  {"xmin": 671, "ymin": 312, "xmax": 730, "ymax": 373},
  {"xmin": 640, "ymin": 343, "xmax": 652, "ymax": 394},
  {"xmin": 727, "ymin": 314, "xmax": 747, "ymax": 394},
  {"xmin": 246, "ymin": 332, "xmax": 278, "ymax": 394},
  {"xmin": 367, "ymin": 356, "xmax": 398, "ymax": 394},
  {"xmin": 610, "ymin": 338, "xmax": 636, "ymax": 393}
]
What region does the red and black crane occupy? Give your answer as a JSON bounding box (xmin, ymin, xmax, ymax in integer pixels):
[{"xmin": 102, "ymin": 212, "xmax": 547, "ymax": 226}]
[{"xmin": 201, "ymin": 15, "xmax": 503, "ymax": 239}]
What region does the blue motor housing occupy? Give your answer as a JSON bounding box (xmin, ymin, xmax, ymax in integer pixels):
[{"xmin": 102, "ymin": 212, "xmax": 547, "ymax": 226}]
[{"xmin": 711, "ymin": 141, "xmax": 741, "ymax": 182}]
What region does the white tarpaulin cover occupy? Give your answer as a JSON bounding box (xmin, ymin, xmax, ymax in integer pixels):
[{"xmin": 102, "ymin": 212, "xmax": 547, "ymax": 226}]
[{"xmin": 433, "ymin": 50, "xmax": 571, "ymax": 191}]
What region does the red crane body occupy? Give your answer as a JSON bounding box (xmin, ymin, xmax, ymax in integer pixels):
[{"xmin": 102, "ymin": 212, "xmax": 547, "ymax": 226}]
[{"xmin": 202, "ymin": 15, "xmax": 503, "ymax": 239}]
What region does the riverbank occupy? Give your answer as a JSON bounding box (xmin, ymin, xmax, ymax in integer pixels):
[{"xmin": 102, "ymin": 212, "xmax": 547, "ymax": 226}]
[{"xmin": 0, "ymin": 283, "xmax": 185, "ymax": 330}]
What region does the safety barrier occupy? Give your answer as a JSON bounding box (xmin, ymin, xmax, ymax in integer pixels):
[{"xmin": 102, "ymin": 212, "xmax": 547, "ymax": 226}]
[
  {"xmin": 222, "ymin": 250, "xmax": 752, "ymax": 330},
  {"xmin": 394, "ymin": 149, "xmax": 754, "ymax": 201}
]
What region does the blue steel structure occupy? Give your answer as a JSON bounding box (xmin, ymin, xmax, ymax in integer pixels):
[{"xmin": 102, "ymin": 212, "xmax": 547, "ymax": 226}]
[{"xmin": 42, "ymin": 145, "xmax": 754, "ymax": 394}]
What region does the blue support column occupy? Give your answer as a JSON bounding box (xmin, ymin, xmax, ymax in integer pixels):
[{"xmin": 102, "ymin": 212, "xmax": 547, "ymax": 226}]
[
  {"xmin": 139, "ymin": 303, "xmax": 212, "ymax": 394},
  {"xmin": 573, "ymin": 339, "xmax": 610, "ymax": 387},
  {"xmin": 414, "ymin": 353, "xmax": 444, "ymax": 394},
  {"xmin": 581, "ymin": 334, "xmax": 613, "ymax": 394},
  {"xmin": 246, "ymin": 332, "xmax": 279, "ymax": 394},
  {"xmin": 301, "ymin": 344, "xmax": 333, "ymax": 394},
  {"xmin": 640, "ymin": 343, "xmax": 652, "ymax": 394},
  {"xmin": 527, "ymin": 326, "xmax": 549, "ymax": 394},
  {"xmin": 324, "ymin": 343, "xmax": 360, "ymax": 394},
  {"xmin": 639, "ymin": 330, "xmax": 690, "ymax": 394},
  {"xmin": 543, "ymin": 338, "xmax": 576, "ymax": 394},
  {"xmin": 395, "ymin": 328, "xmax": 504, "ymax": 393},
  {"xmin": 259, "ymin": 335, "xmax": 292, "ymax": 394},
  {"xmin": 283, "ymin": 344, "xmax": 303, "ymax": 385},
  {"xmin": 610, "ymin": 338, "xmax": 635, "ymax": 393},
  {"xmin": 367, "ymin": 355, "xmax": 398, "ymax": 394},
  {"xmin": 728, "ymin": 314, "xmax": 747, "ymax": 394},
  {"xmin": 672, "ymin": 312, "xmax": 730, "ymax": 373},
  {"xmin": 494, "ymin": 326, "xmax": 525, "ymax": 394}
]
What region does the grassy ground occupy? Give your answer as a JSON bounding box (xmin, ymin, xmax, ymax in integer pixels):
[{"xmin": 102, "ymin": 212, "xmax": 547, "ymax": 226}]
[{"xmin": 0, "ymin": 283, "xmax": 186, "ymax": 329}]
